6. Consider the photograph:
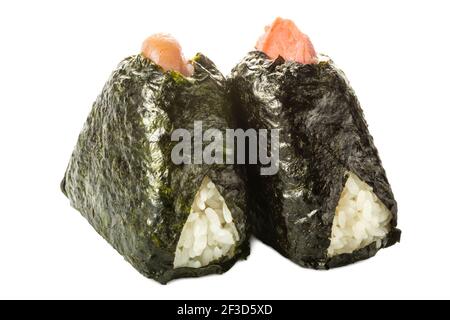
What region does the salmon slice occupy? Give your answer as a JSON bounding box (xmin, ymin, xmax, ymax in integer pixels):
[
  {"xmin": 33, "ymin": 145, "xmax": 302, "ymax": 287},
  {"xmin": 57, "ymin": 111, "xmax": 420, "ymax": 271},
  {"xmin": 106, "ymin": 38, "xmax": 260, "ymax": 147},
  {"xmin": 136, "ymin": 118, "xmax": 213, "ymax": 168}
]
[
  {"xmin": 141, "ymin": 33, "xmax": 194, "ymax": 76},
  {"xmin": 256, "ymin": 18, "xmax": 317, "ymax": 64}
]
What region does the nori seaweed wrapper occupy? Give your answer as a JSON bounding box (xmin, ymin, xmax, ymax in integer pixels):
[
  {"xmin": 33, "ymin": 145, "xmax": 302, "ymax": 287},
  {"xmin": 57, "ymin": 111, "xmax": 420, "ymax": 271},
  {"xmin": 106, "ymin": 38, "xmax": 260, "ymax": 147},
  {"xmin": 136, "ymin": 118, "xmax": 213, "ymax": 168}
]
[
  {"xmin": 61, "ymin": 53, "xmax": 249, "ymax": 284},
  {"xmin": 229, "ymin": 51, "xmax": 401, "ymax": 269}
]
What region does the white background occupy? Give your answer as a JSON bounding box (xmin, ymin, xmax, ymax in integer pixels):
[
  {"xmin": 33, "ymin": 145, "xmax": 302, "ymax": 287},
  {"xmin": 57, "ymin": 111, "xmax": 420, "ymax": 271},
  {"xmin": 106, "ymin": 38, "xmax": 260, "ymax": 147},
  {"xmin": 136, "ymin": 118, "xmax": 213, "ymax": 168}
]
[{"xmin": 0, "ymin": 0, "xmax": 449, "ymax": 300}]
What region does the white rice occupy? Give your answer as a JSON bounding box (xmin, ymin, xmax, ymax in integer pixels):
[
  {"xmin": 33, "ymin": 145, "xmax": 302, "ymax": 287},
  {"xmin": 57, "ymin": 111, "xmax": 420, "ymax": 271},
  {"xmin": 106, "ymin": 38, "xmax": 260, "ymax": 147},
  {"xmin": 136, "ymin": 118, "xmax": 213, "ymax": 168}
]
[
  {"xmin": 173, "ymin": 176, "xmax": 240, "ymax": 268},
  {"xmin": 327, "ymin": 172, "xmax": 392, "ymax": 257}
]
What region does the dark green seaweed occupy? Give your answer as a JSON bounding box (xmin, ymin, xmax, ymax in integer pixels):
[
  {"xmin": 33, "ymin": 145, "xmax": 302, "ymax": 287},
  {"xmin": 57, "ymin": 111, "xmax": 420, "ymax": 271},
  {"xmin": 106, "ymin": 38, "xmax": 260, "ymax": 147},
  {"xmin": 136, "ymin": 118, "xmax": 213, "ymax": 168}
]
[
  {"xmin": 62, "ymin": 54, "xmax": 249, "ymax": 284},
  {"xmin": 229, "ymin": 51, "xmax": 401, "ymax": 269}
]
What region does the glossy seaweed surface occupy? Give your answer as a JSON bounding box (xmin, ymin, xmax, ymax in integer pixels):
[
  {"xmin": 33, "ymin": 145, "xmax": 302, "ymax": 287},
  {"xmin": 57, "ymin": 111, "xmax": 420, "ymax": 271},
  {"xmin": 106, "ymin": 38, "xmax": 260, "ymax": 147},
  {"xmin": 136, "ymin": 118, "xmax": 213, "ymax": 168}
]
[
  {"xmin": 229, "ymin": 51, "xmax": 401, "ymax": 269},
  {"xmin": 62, "ymin": 54, "xmax": 249, "ymax": 284}
]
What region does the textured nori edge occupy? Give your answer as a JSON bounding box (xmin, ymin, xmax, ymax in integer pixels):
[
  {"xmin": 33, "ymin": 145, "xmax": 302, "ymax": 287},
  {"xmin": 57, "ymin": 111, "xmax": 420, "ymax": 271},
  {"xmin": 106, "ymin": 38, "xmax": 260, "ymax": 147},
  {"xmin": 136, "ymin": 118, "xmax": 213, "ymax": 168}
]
[
  {"xmin": 229, "ymin": 51, "xmax": 401, "ymax": 269},
  {"xmin": 62, "ymin": 53, "xmax": 249, "ymax": 284}
]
